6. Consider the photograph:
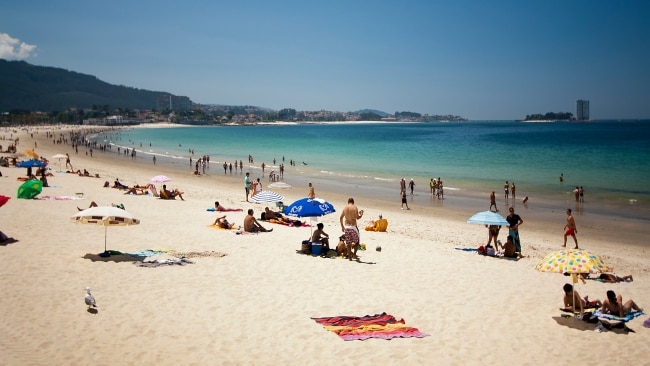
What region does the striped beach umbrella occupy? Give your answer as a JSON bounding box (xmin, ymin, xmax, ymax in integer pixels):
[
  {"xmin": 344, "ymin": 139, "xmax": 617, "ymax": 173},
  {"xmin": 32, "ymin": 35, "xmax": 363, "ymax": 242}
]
[{"xmin": 251, "ymin": 190, "xmax": 284, "ymax": 203}]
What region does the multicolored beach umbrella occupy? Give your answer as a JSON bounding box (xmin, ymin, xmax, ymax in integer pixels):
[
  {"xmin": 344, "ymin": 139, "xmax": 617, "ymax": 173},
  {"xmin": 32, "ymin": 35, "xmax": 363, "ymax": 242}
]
[{"xmin": 535, "ymin": 249, "xmax": 613, "ymax": 274}]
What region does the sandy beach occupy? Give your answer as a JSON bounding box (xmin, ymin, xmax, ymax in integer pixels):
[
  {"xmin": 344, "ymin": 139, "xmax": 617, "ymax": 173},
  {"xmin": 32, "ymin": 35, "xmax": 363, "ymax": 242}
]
[{"xmin": 1, "ymin": 124, "xmax": 648, "ymax": 365}]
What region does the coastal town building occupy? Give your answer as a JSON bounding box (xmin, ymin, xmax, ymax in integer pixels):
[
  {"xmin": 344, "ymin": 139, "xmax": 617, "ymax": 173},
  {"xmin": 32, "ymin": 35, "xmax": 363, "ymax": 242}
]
[{"xmin": 576, "ymin": 99, "xmax": 590, "ymax": 120}]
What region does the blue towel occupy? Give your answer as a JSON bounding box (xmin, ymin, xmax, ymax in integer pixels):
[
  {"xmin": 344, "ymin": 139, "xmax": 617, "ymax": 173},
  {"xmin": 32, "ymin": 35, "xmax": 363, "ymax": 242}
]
[{"xmin": 593, "ymin": 310, "xmax": 644, "ymax": 322}]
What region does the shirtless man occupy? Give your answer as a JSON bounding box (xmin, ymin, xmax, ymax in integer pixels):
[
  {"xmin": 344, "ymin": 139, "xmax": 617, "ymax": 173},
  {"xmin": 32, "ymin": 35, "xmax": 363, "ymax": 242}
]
[
  {"xmin": 598, "ymin": 273, "xmax": 633, "ymax": 283},
  {"xmin": 563, "ymin": 208, "xmax": 578, "ymax": 249},
  {"xmin": 489, "ymin": 191, "xmax": 498, "ymax": 212},
  {"xmin": 601, "ymin": 290, "xmax": 642, "ymax": 317},
  {"xmin": 561, "ymin": 283, "xmax": 602, "ymax": 316},
  {"xmin": 340, "ymin": 197, "xmax": 363, "ymax": 260},
  {"xmin": 244, "ymin": 209, "xmax": 272, "ymax": 233}
]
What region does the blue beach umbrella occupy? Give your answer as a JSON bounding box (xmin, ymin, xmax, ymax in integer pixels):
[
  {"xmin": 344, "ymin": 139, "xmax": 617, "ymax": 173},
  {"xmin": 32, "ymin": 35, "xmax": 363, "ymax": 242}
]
[
  {"xmin": 16, "ymin": 160, "xmax": 46, "ymax": 168},
  {"xmin": 283, "ymin": 197, "xmax": 336, "ymax": 218},
  {"xmin": 467, "ymin": 211, "xmax": 509, "ymax": 226}
]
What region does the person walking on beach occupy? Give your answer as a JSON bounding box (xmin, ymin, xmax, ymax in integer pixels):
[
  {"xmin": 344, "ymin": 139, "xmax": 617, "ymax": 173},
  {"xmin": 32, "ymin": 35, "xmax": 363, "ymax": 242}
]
[
  {"xmin": 244, "ymin": 172, "xmax": 251, "ymax": 202},
  {"xmin": 563, "ymin": 208, "xmax": 578, "ymax": 249},
  {"xmin": 489, "ymin": 191, "xmax": 498, "ymax": 212},
  {"xmin": 408, "ymin": 179, "xmax": 415, "ymax": 196},
  {"xmin": 506, "ymin": 207, "xmax": 523, "ymax": 254},
  {"xmin": 400, "ymin": 188, "xmax": 410, "ymax": 210},
  {"xmin": 308, "ymin": 182, "xmax": 316, "ymax": 199},
  {"xmin": 510, "ymin": 182, "xmax": 516, "ymax": 199},
  {"xmin": 430, "ymin": 178, "xmax": 435, "ymax": 196},
  {"xmin": 340, "ymin": 197, "xmax": 364, "ymax": 260},
  {"xmin": 579, "ymin": 186, "xmax": 584, "ymax": 203},
  {"xmin": 504, "ymin": 181, "xmax": 509, "ymax": 200},
  {"xmin": 153, "ymin": 156, "xmax": 156, "ymax": 165},
  {"xmin": 65, "ymin": 153, "xmax": 72, "ymax": 170},
  {"xmin": 400, "ymin": 178, "xmax": 406, "ymax": 193}
]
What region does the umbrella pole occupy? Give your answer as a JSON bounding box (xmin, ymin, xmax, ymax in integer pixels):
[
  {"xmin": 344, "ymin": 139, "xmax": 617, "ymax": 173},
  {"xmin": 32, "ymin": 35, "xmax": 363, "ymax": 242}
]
[{"xmin": 104, "ymin": 225, "xmax": 108, "ymax": 253}]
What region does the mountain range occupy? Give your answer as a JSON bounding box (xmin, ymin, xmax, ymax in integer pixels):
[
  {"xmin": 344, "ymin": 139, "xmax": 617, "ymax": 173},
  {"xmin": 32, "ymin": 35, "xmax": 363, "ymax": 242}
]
[{"xmin": 0, "ymin": 60, "xmax": 173, "ymax": 112}]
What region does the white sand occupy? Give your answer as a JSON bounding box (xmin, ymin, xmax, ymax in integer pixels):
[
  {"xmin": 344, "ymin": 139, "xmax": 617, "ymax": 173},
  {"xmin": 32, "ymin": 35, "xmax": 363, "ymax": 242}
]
[{"xmin": 0, "ymin": 125, "xmax": 648, "ymax": 365}]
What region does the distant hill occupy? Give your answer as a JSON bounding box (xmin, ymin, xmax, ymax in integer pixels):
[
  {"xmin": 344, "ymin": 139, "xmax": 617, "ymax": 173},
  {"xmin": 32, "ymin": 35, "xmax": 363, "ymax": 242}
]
[{"xmin": 0, "ymin": 60, "xmax": 176, "ymax": 112}]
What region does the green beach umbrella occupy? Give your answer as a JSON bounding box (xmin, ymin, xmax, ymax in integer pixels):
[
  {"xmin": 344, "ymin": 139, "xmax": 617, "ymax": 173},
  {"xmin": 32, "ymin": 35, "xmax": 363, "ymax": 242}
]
[{"xmin": 17, "ymin": 179, "xmax": 43, "ymax": 199}]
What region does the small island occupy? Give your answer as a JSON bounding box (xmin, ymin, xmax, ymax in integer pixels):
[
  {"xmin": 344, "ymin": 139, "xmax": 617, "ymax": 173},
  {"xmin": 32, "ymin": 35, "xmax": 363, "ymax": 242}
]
[{"xmin": 522, "ymin": 112, "xmax": 574, "ymax": 122}]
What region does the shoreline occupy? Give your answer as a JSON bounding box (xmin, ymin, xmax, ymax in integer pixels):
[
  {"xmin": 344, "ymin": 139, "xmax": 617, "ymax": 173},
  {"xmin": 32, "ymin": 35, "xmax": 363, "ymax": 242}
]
[{"xmin": 1, "ymin": 124, "xmax": 648, "ymax": 365}]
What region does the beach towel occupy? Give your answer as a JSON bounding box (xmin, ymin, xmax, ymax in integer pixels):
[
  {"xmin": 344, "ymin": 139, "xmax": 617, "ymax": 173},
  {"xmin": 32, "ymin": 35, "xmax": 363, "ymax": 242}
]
[
  {"xmin": 37, "ymin": 195, "xmax": 85, "ymax": 200},
  {"xmin": 311, "ymin": 313, "xmax": 429, "ymax": 341},
  {"xmin": 593, "ymin": 310, "xmax": 644, "ymax": 323},
  {"xmin": 208, "ymin": 224, "xmax": 238, "ymax": 231}
]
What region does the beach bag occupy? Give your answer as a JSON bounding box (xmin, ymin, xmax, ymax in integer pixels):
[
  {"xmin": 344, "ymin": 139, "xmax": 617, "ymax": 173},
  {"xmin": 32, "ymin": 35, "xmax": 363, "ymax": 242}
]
[
  {"xmin": 301, "ymin": 240, "xmax": 311, "ymax": 254},
  {"xmin": 486, "ymin": 245, "xmax": 495, "ymax": 256}
]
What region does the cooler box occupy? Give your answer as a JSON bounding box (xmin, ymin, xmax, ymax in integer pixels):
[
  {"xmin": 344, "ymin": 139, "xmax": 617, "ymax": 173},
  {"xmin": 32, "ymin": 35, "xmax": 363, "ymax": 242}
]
[{"xmin": 311, "ymin": 243, "xmax": 323, "ymax": 256}]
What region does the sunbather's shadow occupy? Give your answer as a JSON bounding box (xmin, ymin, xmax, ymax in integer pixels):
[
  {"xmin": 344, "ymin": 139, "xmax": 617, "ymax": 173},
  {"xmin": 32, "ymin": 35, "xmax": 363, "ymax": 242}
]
[
  {"xmin": 552, "ymin": 316, "xmax": 633, "ymax": 334},
  {"xmin": 82, "ymin": 253, "xmax": 144, "ymax": 262}
]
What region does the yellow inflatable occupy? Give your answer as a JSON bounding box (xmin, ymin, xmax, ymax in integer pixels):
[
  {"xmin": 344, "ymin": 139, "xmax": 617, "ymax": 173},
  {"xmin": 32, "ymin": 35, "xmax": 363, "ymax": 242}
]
[{"xmin": 365, "ymin": 218, "xmax": 388, "ymax": 232}]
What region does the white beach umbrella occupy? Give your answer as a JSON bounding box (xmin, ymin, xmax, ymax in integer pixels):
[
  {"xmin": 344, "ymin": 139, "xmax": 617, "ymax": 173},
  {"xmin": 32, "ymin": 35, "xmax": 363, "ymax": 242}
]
[
  {"xmin": 268, "ymin": 182, "xmax": 292, "ymax": 189},
  {"xmin": 71, "ymin": 206, "xmax": 140, "ymax": 255},
  {"xmin": 52, "ymin": 154, "xmax": 67, "ymax": 171}
]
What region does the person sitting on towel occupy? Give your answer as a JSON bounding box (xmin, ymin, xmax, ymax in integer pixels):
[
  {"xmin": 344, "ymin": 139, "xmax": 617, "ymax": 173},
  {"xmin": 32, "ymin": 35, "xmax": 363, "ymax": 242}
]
[
  {"xmin": 213, "ymin": 215, "xmax": 235, "ymax": 229},
  {"xmin": 561, "ymin": 283, "xmax": 602, "ymax": 316}
]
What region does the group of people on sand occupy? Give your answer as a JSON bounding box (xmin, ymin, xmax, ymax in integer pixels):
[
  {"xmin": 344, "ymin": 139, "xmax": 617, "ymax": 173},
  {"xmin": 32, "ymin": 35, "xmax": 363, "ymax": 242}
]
[{"xmin": 561, "ymin": 283, "xmax": 642, "ymax": 319}]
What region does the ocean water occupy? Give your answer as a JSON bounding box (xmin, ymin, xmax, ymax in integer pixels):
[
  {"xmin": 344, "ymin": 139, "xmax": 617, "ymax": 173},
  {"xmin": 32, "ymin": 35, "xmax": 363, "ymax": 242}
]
[{"xmin": 94, "ymin": 120, "xmax": 650, "ymax": 220}]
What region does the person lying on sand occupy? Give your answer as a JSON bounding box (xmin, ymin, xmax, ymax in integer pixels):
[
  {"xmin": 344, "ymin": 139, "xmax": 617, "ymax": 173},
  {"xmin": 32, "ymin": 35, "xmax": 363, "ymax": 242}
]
[
  {"xmin": 124, "ymin": 186, "xmax": 149, "ymax": 195},
  {"xmin": 214, "ymin": 201, "xmax": 242, "ymax": 212},
  {"xmin": 597, "ymin": 273, "xmax": 633, "ymax": 283}
]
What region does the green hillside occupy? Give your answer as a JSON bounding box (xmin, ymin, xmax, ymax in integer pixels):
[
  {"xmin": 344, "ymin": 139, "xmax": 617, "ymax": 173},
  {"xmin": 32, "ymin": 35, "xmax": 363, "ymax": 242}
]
[{"xmin": 0, "ymin": 60, "xmax": 176, "ymax": 112}]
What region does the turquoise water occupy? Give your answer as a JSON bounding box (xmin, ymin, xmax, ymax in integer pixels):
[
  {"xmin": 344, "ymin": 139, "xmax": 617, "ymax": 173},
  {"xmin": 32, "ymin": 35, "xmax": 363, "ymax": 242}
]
[{"xmin": 95, "ymin": 120, "xmax": 650, "ymax": 220}]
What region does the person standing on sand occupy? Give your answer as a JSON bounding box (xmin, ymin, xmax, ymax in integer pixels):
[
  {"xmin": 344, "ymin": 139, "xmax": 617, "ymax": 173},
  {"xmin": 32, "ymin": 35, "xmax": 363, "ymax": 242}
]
[
  {"xmin": 409, "ymin": 179, "xmax": 415, "ymax": 196},
  {"xmin": 244, "ymin": 172, "xmax": 251, "ymax": 202},
  {"xmin": 573, "ymin": 186, "xmax": 580, "ymax": 202},
  {"xmin": 340, "ymin": 197, "xmax": 364, "ymax": 260},
  {"xmin": 308, "ymin": 182, "xmax": 316, "ymax": 199},
  {"xmin": 511, "ymin": 182, "xmax": 516, "ymax": 199},
  {"xmin": 430, "ymin": 178, "xmax": 435, "ymax": 196},
  {"xmin": 400, "ymin": 188, "xmax": 410, "ymax": 210},
  {"xmin": 504, "ymin": 181, "xmax": 509, "ymax": 200},
  {"xmin": 506, "ymin": 207, "xmax": 523, "ymax": 253},
  {"xmin": 563, "ymin": 208, "xmax": 578, "ymax": 249},
  {"xmin": 489, "ymin": 191, "xmax": 498, "ymax": 212},
  {"xmin": 400, "ymin": 178, "xmax": 406, "ymax": 193},
  {"xmin": 579, "ymin": 186, "xmax": 584, "ymax": 203}
]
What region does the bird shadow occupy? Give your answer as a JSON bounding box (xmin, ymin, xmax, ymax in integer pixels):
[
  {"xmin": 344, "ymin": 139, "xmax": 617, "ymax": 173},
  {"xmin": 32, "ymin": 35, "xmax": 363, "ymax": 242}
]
[
  {"xmin": 87, "ymin": 308, "xmax": 98, "ymax": 314},
  {"xmin": 0, "ymin": 237, "xmax": 19, "ymax": 246}
]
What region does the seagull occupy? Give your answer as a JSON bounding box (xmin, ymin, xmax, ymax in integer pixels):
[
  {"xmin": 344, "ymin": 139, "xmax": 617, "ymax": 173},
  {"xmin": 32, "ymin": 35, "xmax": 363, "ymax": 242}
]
[{"xmin": 85, "ymin": 287, "xmax": 97, "ymax": 309}]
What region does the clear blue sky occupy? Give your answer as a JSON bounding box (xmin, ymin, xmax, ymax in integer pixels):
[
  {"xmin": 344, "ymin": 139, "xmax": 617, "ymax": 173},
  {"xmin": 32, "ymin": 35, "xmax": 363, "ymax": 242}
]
[{"xmin": 1, "ymin": 0, "xmax": 649, "ymax": 119}]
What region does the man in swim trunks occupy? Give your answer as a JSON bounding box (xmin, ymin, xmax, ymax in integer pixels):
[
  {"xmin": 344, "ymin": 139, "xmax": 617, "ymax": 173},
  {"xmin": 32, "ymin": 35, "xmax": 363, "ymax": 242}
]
[
  {"xmin": 561, "ymin": 283, "xmax": 602, "ymax": 316},
  {"xmin": 340, "ymin": 197, "xmax": 363, "ymax": 260},
  {"xmin": 244, "ymin": 209, "xmax": 273, "ymax": 233},
  {"xmin": 601, "ymin": 290, "xmax": 643, "ymax": 317},
  {"xmin": 563, "ymin": 208, "xmax": 578, "ymax": 249}
]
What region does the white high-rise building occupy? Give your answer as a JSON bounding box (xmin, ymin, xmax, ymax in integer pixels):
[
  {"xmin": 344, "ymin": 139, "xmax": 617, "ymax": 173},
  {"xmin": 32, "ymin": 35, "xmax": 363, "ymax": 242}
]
[{"xmin": 576, "ymin": 99, "xmax": 590, "ymax": 120}]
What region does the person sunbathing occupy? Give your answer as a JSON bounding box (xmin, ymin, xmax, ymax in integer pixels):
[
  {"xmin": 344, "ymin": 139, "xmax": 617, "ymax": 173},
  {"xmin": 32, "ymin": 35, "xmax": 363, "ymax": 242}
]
[
  {"xmin": 561, "ymin": 283, "xmax": 602, "ymax": 316},
  {"xmin": 213, "ymin": 215, "xmax": 235, "ymax": 229},
  {"xmin": 161, "ymin": 184, "xmax": 184, "ymax": 200},
  {"xmin": 597, "ymin": 273, "xmax": 633, "ymax": 283},
  {"xmin": 263, "ymin": 207, "xmax": 293, "ymax": 225},
  {"xmin": 78, "ymin": 201, "xmax": 99, "ymax": 211},
  {"xmin": 113, "ymin": 179, "xmax": 129, "ymax": 189},
  {"xmin": 601, "ymin": 290, "xmax": 643, "ymax": 317},
  {"xmin": 244, "ymin": 209, "xmax": 272, "ymax": 233},
  {"xmin": 214, "ymin": 201, "xmax": 242, "ymax": 212},
  {"xmin": 124, "ymin": 186, "xmax": 149, "ymax": 195}
]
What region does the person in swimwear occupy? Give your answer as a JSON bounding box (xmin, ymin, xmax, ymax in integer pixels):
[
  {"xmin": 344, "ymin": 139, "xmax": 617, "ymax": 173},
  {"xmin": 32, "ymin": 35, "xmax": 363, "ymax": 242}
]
[
  {"xmin": 597, "ymin": 273, "xmax": 633, "ymax": 283},
  {"xmin": 214, "ymin": 201, "xmax": 242, "ymax": 212},
  {"xmin": 340, "ymin": 197, "xmax": 363, "ymax": 260},
  {"xmin": 563, "ymin": 208, "xmax": 578, "ymax": 249},
  {"xmin": 213, "ymin": 215, "xmax": 235, "ymax": 229},
  {"xmin": 561, "ymin": 283, "xmax": 602, "ymax": 316},
  {"xmin": 244, "ymin": 209, "xmax": 273, "ymax": 233},
  {"xmin": 601, "ymin": 290, "xmax": 643, "ymax": 317}
]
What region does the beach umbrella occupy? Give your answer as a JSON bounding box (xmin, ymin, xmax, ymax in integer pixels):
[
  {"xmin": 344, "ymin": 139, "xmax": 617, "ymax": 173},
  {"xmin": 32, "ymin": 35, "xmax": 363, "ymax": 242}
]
[
  {"xmin": 150, "ymin": 175, "xmax": 171, "ymax": 183},
  {"xmin": 283, "ymin": 197, "xmax": 336, "ymax": 218},
  {"xmin": 251, "ymin": 190, "xmax": 284, "ymax": 204},
  {"xmin": 24, "ymin": 150, "xmax": 39, "ymax": 159},
  {"xmin": 467, "ymin": 211, "xmax": 509, "ymax": 226},
  {"xmin": 17, "ymin": 179, "xmax": 43, "ymax": 199},
  {"xmin": 71, "ymin": 206, "xmax": 140, "ymax": 256},
  {"xmin": 536, "ymin": 248, "xmax": 613, "ymax": 317},
  {"xmin": 283, "ymin": 197, "xmax": 336, "ymax": 236},
  {"xmin": 535, "ymin": 248, "xmax": 613, "ymax": 274},
  {"xmin": 0, "ymin": 195, "xmax": 10, "ymax": 207},
  {"xmin": 268, "ymin": 182, "xmax": 292, "ymax": 189},
  {"xmin": 16, "ymin": 159, "xmax": 46, "ymax": 168},
  {"xmin": 52, "ymin": 154, "xmax": 67, "ymax": 171}
]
